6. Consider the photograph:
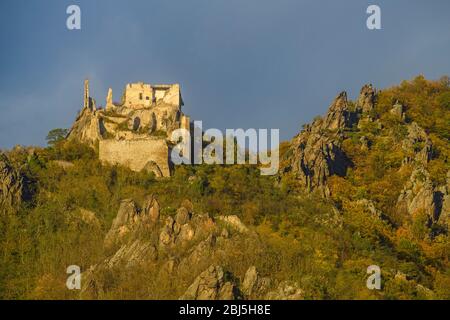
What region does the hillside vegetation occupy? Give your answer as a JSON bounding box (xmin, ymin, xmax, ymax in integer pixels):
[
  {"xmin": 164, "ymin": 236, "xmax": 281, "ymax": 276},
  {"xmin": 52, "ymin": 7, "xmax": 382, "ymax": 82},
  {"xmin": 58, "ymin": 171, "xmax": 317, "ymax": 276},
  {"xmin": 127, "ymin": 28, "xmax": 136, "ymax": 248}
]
[{"xmin": 0, "ymin": 75, "xmax": 449, "ymax": 299}]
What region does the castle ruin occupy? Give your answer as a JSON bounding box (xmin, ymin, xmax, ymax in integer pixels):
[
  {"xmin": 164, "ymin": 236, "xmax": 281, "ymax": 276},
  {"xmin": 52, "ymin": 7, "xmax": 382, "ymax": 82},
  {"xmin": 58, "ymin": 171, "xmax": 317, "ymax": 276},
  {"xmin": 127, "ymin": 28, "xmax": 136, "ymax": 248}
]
[{"xmin": 67, "ymin": 79, "xmax": 191, "ymax": 177}]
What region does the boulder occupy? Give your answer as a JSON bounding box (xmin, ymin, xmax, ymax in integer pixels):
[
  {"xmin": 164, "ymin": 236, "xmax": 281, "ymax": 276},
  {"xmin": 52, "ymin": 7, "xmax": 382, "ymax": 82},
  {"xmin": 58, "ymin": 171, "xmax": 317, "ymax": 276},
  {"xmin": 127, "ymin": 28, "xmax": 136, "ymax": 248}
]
[
  {"xmin": 241, "ymin": 266, "xmax": 271, "ymax": 297},
  {"xmin": 67, "ymin": 107, "xmax": 103, "ymax": 145},
  {"xmin": 104, "ymin": 199, "xmax": 139, "ymax": 247},
  {"xmin": 143, "ymin": 194, "xmax": 160, "ymax": 223},
  {"xmin": 159, "ymin": 216, "xmax": 176, "ymax": 246}
]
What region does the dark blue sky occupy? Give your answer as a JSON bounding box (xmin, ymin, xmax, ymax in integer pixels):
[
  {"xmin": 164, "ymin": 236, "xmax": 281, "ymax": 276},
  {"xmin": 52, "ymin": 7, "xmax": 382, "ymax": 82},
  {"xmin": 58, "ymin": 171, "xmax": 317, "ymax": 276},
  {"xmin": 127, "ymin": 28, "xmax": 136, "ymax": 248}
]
[{"xmin": 1, "ymin": 0, "xmax": 450, "ymax": 148}]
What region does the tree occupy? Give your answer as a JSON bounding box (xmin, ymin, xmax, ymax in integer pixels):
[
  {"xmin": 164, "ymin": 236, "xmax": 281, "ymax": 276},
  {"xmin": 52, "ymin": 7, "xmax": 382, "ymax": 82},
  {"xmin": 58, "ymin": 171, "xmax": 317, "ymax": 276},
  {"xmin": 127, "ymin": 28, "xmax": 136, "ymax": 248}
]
[{"xmin": 46, "ymin": 128, "xmax": 68, "ymax": 146}]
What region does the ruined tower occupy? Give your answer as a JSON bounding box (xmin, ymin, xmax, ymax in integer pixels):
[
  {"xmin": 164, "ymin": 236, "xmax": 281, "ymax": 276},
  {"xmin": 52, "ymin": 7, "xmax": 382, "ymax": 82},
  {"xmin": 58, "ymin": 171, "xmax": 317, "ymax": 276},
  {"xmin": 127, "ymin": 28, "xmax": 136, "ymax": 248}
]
[
  {"xmin": 84, "ymin": 79, "xmax": 90, "ymax": 110},
  {"xmin": 106, "ymin": 88, "xmax": 114, "ymax": 111},
  {"xmin": 69, "ymin": 79, "xmax": 190, "ymax": 177},
  {"xmin": 83, "ymin": 79, "xmax": 96, "ymax": 111}
]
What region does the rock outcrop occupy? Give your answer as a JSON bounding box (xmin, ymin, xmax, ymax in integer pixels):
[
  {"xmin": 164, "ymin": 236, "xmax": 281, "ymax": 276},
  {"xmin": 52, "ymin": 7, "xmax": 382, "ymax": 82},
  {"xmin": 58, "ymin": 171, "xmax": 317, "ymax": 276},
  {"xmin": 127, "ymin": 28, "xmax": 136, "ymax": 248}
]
[
  {"xmin": 402, "ymin": 122, "xmax": 433, "ymax": 165},
  {"xmin": 67, "ymin": 107, "xmax": 103, "ymax": 145},
  {"xmin": 104, "ymin": 196, "xmax": 160, "ymax": 248},
  {"xmin": 179, "ymin": 265, "xmax": 239, "ymax": 300},
  {"xmin": 241, "ymin": 266, "xmax": 271, "ymax": 298},
  {"xmin": 159, "ymin": 201, "xmax": 214, "ymax": 248},
  {"xmin": 81, "ymin": 193, "xmax": 310, "ymax": 300},
  {"xmin": 105, "ymin": 239, "xmax": 158, "ymax": 269},
  {"xmin": 356, "ymin": 84, "xmax": 376, "ymax": 114},
  {"xmin": 397, "ymin": 167, "xmax": 445, "ymax": 223},
  {"xmin": 0, "ymin": 153, "xmax": 24, "ymax": 212},
  {"xmin": 285, "ymin": 90, "xmax": 360, "ymax": 195}
]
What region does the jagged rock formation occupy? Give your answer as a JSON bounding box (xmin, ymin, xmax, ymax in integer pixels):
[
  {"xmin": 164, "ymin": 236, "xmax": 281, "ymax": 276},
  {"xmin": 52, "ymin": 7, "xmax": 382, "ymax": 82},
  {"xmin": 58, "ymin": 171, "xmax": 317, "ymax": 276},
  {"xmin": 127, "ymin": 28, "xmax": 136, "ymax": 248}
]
[
  {"xmin": 402, "ymin": 122, "xmax": 433, "ymax": 165},
  {"xmin": 240, "ymin": 266, "xmax": 303, "ymax": 300},
  {"xmin": 68, "ymin": 80, "xmax": 191, "ymax": 177},
  {"xmin": 0, "ymin": 153, "xmax": 24, "ymax": 212},
  {"xmin": 355, "ymin": 84, "xmax": 376, "ymax": 114},
  {"xmin": 80, "ymin": 195, "xmax": 304, "ymax": 299},
  {"xmin": 159, "ymin": 201, "xmax": 215, "ymax": 247},
  {"xmin": 104, "ymin": 199, "xmax": 140, "ymax": 248},
  {"xmin": 285, "ymin": 88, "xmax": 365, "ymax": 196},
  {"xmin": 397, "ymin": 167, "xmax": 446, "ymax": 224},
  {"xmin": 179, "ymin": 265, "xmax": 239, "ymax": 300}
]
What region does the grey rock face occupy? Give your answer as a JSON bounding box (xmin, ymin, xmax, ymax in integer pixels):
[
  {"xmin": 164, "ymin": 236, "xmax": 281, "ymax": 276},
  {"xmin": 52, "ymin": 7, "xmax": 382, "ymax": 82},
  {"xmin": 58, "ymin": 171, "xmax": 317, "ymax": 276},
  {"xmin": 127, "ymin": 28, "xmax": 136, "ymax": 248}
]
[
  {"xmin": 159, "ymin": 201, "xmax": 214, "ymax": 247},
  {"xmin": 402, "ymin": 122, "xmax": 433, "ymax": 165},
  {"xmin": 179, "ymin": 265, "xmax": 238, "ymax": 300},
  {"xmin": 241, "ymin": 266, "xmax": 271, "ymax": 298},
  {"xmin": 356, "ymin": 84, "xmax": 377, "ymax": 114},
  {"xmin": 289, "ymin": 131, "xmax": 351, "ymax": 196},
  {"xmin": 285, "ymin": 88, "xmax": 366, "ymax": 196},
  {"xmin": 67, "ymin": 107, "xmax": 103, "ymax": 145},
  {"xmin": 0, "ymin": 153, "xmax": 24, "ymax": 212},
  {"xmin": 104, "ymin": 199, "xmax": 140, "ymax": 247},
  {"xmin": 397, "ymin": 167, "xmax": 445, "ymax": 223},
  {"xmin": 105, "ymin": 196, "xmax": 161, "ymax": 248},
  {"xmin": 106, "ymin": 239, "xmax": 157, "ymax": 268},
  {"xmin": 178, "ymin": 234, "xmax": 216, "ymax": 271},
  {"xmin": 322, "ymin": 91, "xmax": 355, "ymax": 131}
]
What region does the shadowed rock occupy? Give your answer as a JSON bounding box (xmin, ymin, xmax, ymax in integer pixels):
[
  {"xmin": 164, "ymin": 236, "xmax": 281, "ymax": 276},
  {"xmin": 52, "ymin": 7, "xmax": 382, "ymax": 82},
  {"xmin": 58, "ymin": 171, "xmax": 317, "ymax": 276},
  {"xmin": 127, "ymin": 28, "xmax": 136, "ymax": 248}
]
[{"xmin": 0, "ymin": 153, "xmax": 24, "ymax": 212}]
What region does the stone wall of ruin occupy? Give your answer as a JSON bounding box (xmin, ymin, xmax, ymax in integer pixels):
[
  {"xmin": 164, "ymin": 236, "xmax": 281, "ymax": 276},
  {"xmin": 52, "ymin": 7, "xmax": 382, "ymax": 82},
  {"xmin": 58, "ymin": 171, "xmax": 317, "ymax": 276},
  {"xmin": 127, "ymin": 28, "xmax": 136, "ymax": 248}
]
[
  {"xmin": 99, "ymin": 138, "xmax": 170, "ymax": 176},
  {"xmin": 123, "ymin": 83, "xmax": 154, "ymax": 108}
]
